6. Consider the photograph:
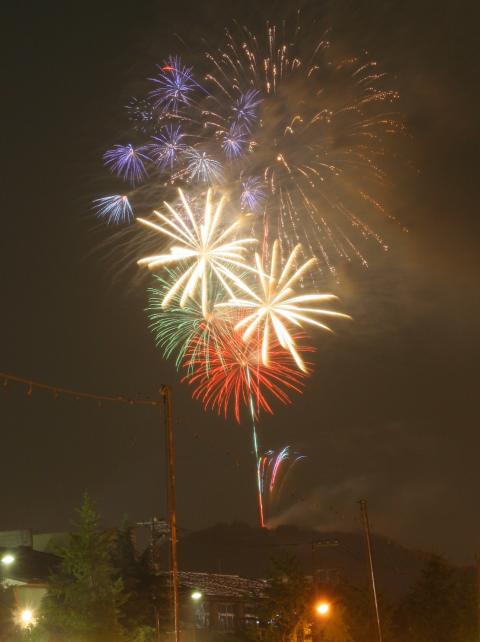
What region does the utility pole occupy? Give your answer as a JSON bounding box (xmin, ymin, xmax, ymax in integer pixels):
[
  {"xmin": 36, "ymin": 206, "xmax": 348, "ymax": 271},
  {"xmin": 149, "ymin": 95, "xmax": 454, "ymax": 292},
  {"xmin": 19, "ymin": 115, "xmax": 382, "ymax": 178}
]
[
  {"xmin": 476, "ymin": 555, "xmax": 480, "ymax": 642},
  {"xmin": 161, "ymin": 385, "xmax": 180, "ymax": 642},
  {"xmin": 359, "ymin": 499, "xmax": 383, "ymax": 642}
]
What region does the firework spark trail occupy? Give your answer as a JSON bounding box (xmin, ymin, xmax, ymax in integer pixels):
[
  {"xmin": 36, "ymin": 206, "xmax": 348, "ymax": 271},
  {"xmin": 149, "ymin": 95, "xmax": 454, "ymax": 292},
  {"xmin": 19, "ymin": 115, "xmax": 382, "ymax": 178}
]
[
  {"xmin": 183, "ymin": 325, "xmax": 311, "ymax": 527},
  {"xmin": 147, "ymin": 270, "xmax": 233, "ymax": 372},
  {"xmin": 246, "ymin": 366, "xmax": 265, "ymax": 528},
  {"xmin": 137, "ymin": 189, "xmax": 258, "ymax": 317},
  {"xmin": 258, "ymin": 446, "xmax": 306, "ymax": 523},
  {"xmin": 183, "ymin": 326, "xmax": 312, "ymax": 422},
  {"xmin": 92, "ymin": 195, "xmax": 134, "ymax": 224},
  {"xmin": 217, "ymin": 240, "xmax": 351, "ymax": 372}
]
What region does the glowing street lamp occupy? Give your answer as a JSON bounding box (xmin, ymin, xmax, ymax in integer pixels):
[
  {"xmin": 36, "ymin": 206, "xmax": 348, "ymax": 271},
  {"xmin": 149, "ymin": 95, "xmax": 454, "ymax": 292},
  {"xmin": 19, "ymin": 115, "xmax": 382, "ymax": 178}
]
[
  {"xmin": 315, "ymin": 601, "xmax": 331, "ymax": 617},
  {"xmin": 191, "ymin": 590, "xmax": 203, "ymax": 601},
  {"xmin": 1, "ymin": 553, "xmax": 15, "ymax": 566},
  {"xmin": 18, "ymin": 608, "xmax": 36, "ymax": 629}
]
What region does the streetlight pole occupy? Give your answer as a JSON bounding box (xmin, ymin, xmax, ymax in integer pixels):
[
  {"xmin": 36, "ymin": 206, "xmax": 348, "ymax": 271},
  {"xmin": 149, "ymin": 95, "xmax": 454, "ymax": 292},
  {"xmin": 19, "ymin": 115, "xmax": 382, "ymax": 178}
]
[{"xmin": 161, "ymin": 385, "xmax": 180, "ymax": 642}]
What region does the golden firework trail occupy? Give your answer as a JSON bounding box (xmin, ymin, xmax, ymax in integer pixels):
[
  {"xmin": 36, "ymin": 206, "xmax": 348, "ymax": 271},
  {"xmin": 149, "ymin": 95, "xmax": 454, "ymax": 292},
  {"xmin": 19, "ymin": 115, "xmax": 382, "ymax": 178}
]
[
  {"xmin": 137, "ymin": 189, "xmax": 257, "ymax": 317},
  {"xmin": 217, "ymin": 240, "xmax": 351, "ymax": 372}
]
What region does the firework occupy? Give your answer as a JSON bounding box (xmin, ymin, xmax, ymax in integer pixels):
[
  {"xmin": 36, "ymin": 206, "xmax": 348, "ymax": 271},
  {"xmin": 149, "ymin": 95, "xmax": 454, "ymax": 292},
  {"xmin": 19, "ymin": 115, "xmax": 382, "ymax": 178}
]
[
  {"xmin": 217, "ymin": 240, "xmax": 351, "ymax": 373},
  {"xmin": 147, "ymin": 270, "xmax": 231, "ymax": 371},
  {"xmin": 125, "ymin": 97, "xmax": 155, "ymax": 133},
  {"xmin": 137, "ymin": 189, "xmax": 257, "ymax": 317},
  {"xmin": 260, "ymin": 446, "xmax": 306, "ymax": 496},
  {"xmin": 185, "ymin": 323, "xmax": 312, "ymax": 528},
  {"xmin": 259, "ymin": 446, "xmax": 306, "ymax": 523},
  {"xmin": 184, "ymin": 325, "xmax": 311, "ymax": 422},
  {"xmin": 93, "ymin": 17, "xmax": 373, "ymax": 529},
  {"xmin": 149, "ymin": 56, "xmax": 197, "ymax": 111},
  {"xmin": 221, "ymin": 124, "xmax": 248, "ymax": 160},
  {"xmin": 148, "ymin": 125, "xmax": 187, "ymax": 169},
  {"xmin": 184, "ymin": 149, "xmax": 223, "ymax": 183},
  {"xmin": 198, "ymin": 24, "xmax": 404, "ymax": 265},
  {"xmin": 96, "ymin": 21, "xmax": 403, "ymax": 270},
  {"xmin": 240, "ymin": 176, "xmax": 267, "ymax": 213},
  {"xmin": 103, "ymin": 144, "xmax": 150, "ymax": 185},
  {"xmin": 92, "ymin": 195, "xmax": 134, "ymax": 224}
]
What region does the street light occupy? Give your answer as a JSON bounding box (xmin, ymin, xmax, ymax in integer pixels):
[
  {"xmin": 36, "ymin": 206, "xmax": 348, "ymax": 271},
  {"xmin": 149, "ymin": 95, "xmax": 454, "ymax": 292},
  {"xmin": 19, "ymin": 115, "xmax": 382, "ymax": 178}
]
[
  {"xmin": 191, "ymin": 590, "xmax": 203, "ymax": 601},
  {"xmin": 1, "ymin": 553, "xmax": 15, "ymax": 566},
  {"xmin": 18, "ymin": 608, "xmax": 36, "ymax": 629},
  {"xmin": 314, "ymin": 601, "xmax": 331, "ymax": 617}
]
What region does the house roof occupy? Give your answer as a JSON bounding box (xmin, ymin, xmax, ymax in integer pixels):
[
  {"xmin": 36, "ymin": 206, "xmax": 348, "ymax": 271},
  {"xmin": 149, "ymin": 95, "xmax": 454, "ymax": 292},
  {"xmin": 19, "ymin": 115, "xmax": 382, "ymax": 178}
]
[
  {"xmin": 175, "ymin": 571, "xmax": 265, "ymax": 598},
  {"xmin": 0, "ymin": 546, "xmax": 59, "ymax": 584}
]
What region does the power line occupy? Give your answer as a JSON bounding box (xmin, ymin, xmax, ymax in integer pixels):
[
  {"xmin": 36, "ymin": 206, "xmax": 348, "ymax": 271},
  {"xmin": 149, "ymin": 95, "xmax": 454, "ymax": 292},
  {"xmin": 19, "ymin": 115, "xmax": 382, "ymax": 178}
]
[{"xmin": 0, "ymin": 371, "xmax": 161, "ymax": 406}]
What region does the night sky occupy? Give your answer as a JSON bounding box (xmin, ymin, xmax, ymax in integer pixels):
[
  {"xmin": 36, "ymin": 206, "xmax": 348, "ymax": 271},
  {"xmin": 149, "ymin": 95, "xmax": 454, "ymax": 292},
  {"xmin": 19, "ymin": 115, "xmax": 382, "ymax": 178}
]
[{"xmin": 2, "ymin": 0, "xmax": 479, "ymax": 563}]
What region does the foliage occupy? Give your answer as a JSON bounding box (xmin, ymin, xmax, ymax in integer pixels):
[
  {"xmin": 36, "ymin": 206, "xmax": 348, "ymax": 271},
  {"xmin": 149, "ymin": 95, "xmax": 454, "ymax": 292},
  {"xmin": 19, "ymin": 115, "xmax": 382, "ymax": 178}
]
[
  {"xmin": 257, "ymin": 554, "xmax": 313, "ymax": 642},
  {"xmin": 0, "ymin": 585, "xmax": 15, "ymax": 641},
  {"xmin": 393, "ymin": 554, "xmax": 477, "ymax": 642},
  {"xmin": 334, "ymin": 581, "xmax": 397, "ymax": 642},
  {"xmin": 112, "ymin": 522, "xmax": 169, "ymax": 638},
  {"xmin": 256, "ymin": 555, "xmax": 352, "ymax": 642},
  {"xmin": 41, "ymin": 493, "xmax": 126, "ymax": 642}
]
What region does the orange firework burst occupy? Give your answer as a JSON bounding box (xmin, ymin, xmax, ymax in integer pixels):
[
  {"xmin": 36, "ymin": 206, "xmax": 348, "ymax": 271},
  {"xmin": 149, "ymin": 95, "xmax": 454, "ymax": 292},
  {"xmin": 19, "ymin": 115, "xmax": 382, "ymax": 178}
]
[{"xmin": 183, "ymin": 324, "xmax": 313, "ymax": 422}]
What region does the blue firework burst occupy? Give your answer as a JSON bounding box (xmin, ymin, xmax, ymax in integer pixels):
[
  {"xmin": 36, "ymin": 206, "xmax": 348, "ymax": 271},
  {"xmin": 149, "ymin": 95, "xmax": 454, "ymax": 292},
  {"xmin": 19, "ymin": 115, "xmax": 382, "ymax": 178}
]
[
  {"xmin": 149, "ymin": 56, "xmax": 196, "ymax": 112},
  {"xmin": 221, "ymin": 124, "xmax": 248, "ymax": 159},
  {"xmin": 240, "ymin": 176, "xmax": 266, "ymax": 212},
  {"xmin": 184, "ymin": 148, "xmax": 223, "ymax": 183},
  {"xmin": 103, "ymin": 144, "xmax": 150, "ymax": 185},
  {"xmin": 232, "ymin": 90, "xmax": 262, "ymax": 129},
  {"xmin": 149, "ymin": 125, "xmax": 186, "ymax": 169},
  {"xmin": 92, "ymin": 195, "xmax": 134, "ymax": 224}
]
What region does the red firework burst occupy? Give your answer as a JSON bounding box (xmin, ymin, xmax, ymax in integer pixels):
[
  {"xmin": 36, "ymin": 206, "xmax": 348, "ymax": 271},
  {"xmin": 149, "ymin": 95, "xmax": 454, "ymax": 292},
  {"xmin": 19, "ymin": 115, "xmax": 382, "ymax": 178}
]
[{"xmin": 183, "ymin": 325, "xmax": 313, "ymax": 422}]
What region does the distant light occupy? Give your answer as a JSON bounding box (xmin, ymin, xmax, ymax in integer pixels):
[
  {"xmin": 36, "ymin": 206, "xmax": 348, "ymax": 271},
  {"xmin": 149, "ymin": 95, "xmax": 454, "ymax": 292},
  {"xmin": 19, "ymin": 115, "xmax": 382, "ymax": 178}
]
[
  {"xmin": 315, "ymin": 601, "xmax": 331, "ymax": 617},
  {"xmin": 1, "ymin": 554, "xmax": 15, "ymax": 566},
  {"xmin": 191, "ymin": 591, "xmax": 203, "ymax": 601}
]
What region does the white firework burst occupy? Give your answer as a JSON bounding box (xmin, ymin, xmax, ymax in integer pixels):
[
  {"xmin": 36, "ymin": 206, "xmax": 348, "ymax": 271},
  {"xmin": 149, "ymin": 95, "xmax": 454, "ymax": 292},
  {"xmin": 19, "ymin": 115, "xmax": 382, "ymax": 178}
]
[
  {"xmin": 137, "ymin": 189, "xmax": 257, "ymax": 317},
  {"xmin": 217, "ymin": 240, "xmax": 351, "ymax": 372}
]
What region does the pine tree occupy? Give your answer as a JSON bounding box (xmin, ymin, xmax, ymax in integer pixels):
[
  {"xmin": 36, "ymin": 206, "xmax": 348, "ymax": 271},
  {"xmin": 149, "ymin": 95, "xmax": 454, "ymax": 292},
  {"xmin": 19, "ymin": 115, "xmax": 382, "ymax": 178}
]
[
  {"xmin": 112, "ymin": 523, "xmax": 169, "ymax": 640},
  {"xmin": 41, "ymin": 493, "xmax": 125, "ymax": 642},
  {"xmin": 394, "ymin": 555, "xmax": 458, "ymax": 642},
  {"xmin": 256, "ymin": 554, "xmax": 312, "ymax": 642}
]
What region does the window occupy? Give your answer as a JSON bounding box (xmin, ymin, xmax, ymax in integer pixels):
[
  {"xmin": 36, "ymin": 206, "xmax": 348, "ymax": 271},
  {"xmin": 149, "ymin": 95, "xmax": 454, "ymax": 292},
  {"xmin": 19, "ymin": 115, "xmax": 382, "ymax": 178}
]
[{"xmin": 218, "ymin": 603, "xmax": 235, "ymax": 631}]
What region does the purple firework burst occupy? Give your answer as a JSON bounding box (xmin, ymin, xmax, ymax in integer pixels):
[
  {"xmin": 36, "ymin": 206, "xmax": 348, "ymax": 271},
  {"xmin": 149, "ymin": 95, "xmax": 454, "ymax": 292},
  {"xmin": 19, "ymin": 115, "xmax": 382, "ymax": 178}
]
[
  {"xmin": 103, "ymin": 144, "xmax": 150, "ymax": 185},
  {"xmin": 221, "ymin": 124, "xmax": 248, "ymax": 159},
  {"xmin": 149, "ymin": 56, "xmax": 196, "ymax": 112},
  {"xmin": 232, "ymin": 89, "xmax": 262, "ymax": 129},
  {"xmin": 149, "ymin": 125, "xmax": 186, "ymax": 169},
  {"xmin": 240, "ymin": 176, "xmax": 266, "ymax": 212}
]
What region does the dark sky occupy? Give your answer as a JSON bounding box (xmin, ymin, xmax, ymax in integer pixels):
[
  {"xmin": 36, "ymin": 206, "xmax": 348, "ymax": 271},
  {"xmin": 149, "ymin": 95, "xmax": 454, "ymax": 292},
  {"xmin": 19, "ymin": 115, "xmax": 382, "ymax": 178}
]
[{"xmin": 2, "ymin": 0, "xmax": 479, "ymax": 563}]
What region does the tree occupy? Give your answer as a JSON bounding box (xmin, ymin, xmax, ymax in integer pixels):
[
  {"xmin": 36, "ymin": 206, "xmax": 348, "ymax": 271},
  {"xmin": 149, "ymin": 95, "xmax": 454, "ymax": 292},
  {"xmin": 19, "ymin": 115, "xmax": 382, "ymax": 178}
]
[
  {"xmin": 335, "ymin": 581, "xmax": 397, "ymax": 642},
  {"xmin": 41, "ymin": 493, "xmax": 125, "ymax": 642},
  {"xmin": 112, "ymin": 523, "xmax": 169, "ymax": 641},
  {"xmin": 257, "ymin": 555, "xmax": 351, "ymax": 642},
  {"xmin": 257, "ymin": 554, "xmax": 313, "ymax": 642},
  {"xmin": 394, "ymin": 555, "xmax": 458, "ymax": 642},
  {"xmin": 452, "ymin": 567, "xmax": 477, "ymax": 642},
  {"xmin": 0, "ymin": 585, "xmax": 15, "ymax": 641}
]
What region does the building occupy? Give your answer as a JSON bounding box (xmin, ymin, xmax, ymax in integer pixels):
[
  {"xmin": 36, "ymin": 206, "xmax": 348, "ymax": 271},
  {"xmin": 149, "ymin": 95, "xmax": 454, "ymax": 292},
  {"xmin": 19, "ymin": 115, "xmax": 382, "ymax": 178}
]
[
  {"xmin": 0, "ymin": 530, "xmax": 60, "ymax": 622},
  {"xmin": 178, "ymin": 571, "xmax": 265, "ymax": 635}
]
